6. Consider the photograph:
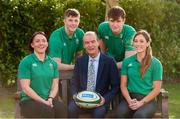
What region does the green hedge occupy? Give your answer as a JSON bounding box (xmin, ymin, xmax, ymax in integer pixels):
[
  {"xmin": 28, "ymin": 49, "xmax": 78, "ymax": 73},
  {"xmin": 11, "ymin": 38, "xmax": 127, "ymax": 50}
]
[
  {"xmin": 0, "ymin": 0, "xmax": 63, "ymax": 86},
  {"xmin": 0, "ymin": 0, "xmax": 179, "ymax": 86},
  {"xmin": 0, "ymin": 0, "xmax": 105, "ymax": 86},
  {"xmin": 119, "ymin": 0, "xmax": 180, "ymax": 80}
]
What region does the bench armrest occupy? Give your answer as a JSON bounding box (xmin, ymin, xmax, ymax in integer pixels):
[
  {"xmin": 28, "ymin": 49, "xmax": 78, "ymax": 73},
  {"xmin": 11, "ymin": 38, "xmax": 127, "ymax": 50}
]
[{"xmin": 156, "ymin": 88, "xmax": 169, "ymax": 118}]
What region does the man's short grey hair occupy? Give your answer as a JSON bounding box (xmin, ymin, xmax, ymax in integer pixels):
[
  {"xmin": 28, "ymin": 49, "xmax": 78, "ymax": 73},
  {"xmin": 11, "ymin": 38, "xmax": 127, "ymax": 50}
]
[{"xmin": 83, "ymin": 31, "xmax": 98, "ymax": 40}]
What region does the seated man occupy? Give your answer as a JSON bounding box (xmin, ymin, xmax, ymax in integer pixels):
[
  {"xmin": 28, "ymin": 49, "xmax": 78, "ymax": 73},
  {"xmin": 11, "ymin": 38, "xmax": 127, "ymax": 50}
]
[{"xmin": 68, "ymin": 31, "xmax": 120, "ymax": 118}]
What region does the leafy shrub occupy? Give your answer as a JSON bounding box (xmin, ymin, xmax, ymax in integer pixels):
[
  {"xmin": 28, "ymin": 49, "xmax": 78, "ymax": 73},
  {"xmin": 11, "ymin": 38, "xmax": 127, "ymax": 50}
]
[
  {"xmin": 119, "ymin": 0, "xmax": 180, "ymax": 80},
  {"xmin": 0, "ymin": 0, "xmax": 63, "ymax": 86},
  {"xmin": 0, "ymin": 0, "xmax": 105, "ymax": 86},
  {"xmin": 61, "ymin": 0, "xmax": 105, "ymax": 31},
  {"xmin": 0, "ymin": 0, "xmax": 179, "ymax": 86}
]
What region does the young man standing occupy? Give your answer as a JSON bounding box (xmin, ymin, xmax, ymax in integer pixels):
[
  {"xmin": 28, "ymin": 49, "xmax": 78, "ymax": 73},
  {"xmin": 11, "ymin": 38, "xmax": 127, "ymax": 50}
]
[
  {"xmin": 48, "ymin": 8, "xmax": 84, "ymax": 70},
  {"xmin": 98, "ymin": 6, "xmax": 136, "ymax": 69}
]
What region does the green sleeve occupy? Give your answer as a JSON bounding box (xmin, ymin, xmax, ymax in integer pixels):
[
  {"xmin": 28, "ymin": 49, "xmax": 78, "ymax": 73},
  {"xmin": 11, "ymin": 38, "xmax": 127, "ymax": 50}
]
[
  {"xmin": 18, "ymin": 59, "xmax": 31, "ymax": 80},
  {"xmin": 125, "ymin": 26, "xmax": 136, "ymax": 51},
  {"xmin": 152, "ymin": 58, "xmax": 163, "ymax": 81},
  {"xmin": 98, "ymin": 23, "xmax": 104, "ymax": 40},
  {"xmin": 48, "ymin": 31, "xmax": 62, "ymax": 58},
  {"xmin": 77, "ymin": 30, "xmax": 84, "ymax": 52},
  {"xmin": 121, "ymin": 58, "xmax": 128, "ymax": 75},
  {"xmin": 53, "ymin": 61, "xmax": 59, "ymax": 79}
]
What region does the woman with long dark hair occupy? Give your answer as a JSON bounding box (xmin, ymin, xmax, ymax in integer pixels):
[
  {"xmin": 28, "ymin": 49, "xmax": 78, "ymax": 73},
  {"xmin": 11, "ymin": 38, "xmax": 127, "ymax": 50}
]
[{"xmin": 117, "ymin": 30, "xmax": 163, "ymax": 118}]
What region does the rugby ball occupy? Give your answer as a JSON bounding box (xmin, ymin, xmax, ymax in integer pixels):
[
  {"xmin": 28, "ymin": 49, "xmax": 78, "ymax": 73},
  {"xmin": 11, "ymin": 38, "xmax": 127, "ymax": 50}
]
[{"xmin": 74, "ymin": 90, "xmax": 101, "ymax": 109}]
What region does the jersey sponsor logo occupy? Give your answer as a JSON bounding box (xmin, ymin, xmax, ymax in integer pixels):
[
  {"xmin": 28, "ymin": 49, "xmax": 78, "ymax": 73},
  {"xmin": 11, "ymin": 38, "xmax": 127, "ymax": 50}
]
[
  {"xmin": 32, "ymin": 63, "xmax": 37, "ymax": 67},
  {"xmin": 105, "ymin": 36, "xmax": 109, "ymax": 40},
  {"xmin": 74, "ymin": 33, "xmax": 79, "ymax": 44},
  {"xmin": 119, "ymin": 34, "xmax": 123, "ymax": 39},
  {"xmin": 74, "ymin": 33, "xmax": 77, "ymax": 38},
  {"xmin": 76, "ymin": 38, "xmax": 79, "ymax": 44},
  {"xmin": 49, "ymin": 63, "xmax": 53, "ymax": 69},
  {"xmin": 128, "ymin": 63, "xmax": 132, "ymax": 67}
]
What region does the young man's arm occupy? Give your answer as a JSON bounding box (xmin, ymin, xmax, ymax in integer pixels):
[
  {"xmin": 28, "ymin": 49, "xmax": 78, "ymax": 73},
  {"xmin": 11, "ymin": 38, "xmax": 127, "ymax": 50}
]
[
  {"xmin": 99, "ymin": 40, "xmax": 135, "ymax": 69},
  {"xmin": 75, "ymin": 51, "xmax": 83, "ymax": 58},
  {"xmin": 53, "ymin": 58, "xmax": 74, "ymax": 70},
  {"xmin": 117, "ymin": 26, "xmax": 136, "ymax": 69},
  {"xmin": 117, "ymin": 50, "xmax": 136, "ymax": 69},
  {"xmin": 98, "ymin": 40, "xmax": 106, "ymax": 54},
  {"xmin": 48, "ymin": 31, "xmax": 75, "ymax": 70}
]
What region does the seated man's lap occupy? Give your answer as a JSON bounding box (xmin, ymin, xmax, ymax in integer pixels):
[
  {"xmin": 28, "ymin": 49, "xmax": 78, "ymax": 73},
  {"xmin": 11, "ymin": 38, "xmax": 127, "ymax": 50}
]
[
  {"xmin": 68, "ymin": 100, "xmax": 109, "ymax": 118},
  {"xmin": 92, "ymin": 104, "xmax": 108, "ymax": 118}
]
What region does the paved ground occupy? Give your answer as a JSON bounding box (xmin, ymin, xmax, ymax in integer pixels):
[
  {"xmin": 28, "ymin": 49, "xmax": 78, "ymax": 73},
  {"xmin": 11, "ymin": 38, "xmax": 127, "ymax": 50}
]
[{"xmin": 0, "ymin": 86, "xmax": 16, "ymax": 118}]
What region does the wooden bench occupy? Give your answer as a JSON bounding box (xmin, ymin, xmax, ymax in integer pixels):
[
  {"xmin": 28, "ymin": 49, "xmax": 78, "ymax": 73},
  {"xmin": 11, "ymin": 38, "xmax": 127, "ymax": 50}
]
[
  {"xmin": 156, "ymin": 88, "xmax": 169, "ymax": 118},
  {"xmin": 14, "ymin": 70, "xmax": 169, "ymax": 118},
  {"xmin": 58, "ymin": 70, "xmax": 73, "ymax": 107}
]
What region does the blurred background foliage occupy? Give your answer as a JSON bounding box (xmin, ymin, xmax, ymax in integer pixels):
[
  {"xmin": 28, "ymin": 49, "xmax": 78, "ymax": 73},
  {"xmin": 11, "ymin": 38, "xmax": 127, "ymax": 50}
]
[{"xmin": 0, "ymin": 0, "xmax": 179, "ymax": 86}]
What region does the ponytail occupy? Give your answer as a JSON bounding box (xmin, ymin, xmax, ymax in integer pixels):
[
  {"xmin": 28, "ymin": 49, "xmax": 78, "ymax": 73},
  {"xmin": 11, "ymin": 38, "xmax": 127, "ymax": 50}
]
[
  {"xmin": 133, "ymin": 30, "xmax": 152, "ymax": 78},
  {"xmin": 140, "ymin": 46, "xmax": 152, "ymax": 77}
]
